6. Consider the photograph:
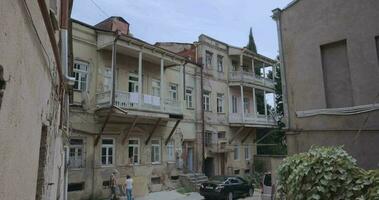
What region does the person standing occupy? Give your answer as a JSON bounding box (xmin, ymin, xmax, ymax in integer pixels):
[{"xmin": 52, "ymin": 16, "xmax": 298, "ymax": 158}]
[
  {"xmin": 125, "ymin": 175, "xmax": 133, "ymax": 200},
  {"xmin": 110, "ymin": 172, "xmax": 117, "ymax": 200}
]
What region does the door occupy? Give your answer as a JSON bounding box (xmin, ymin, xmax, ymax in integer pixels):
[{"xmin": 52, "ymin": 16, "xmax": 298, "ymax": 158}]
[
  {"xmin": 187, "ymin": 147, "xmax": 193, "ymax": 172},
  {"xmin": 128, "ymin": 74, "xmax": 139, "ymax": 92},
  {"xmin": 220, "ymin": 153, "xmax": 225, "ymax": 175}
]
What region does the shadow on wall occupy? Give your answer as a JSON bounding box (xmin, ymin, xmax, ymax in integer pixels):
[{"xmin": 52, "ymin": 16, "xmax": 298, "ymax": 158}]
[{"xmin": 0, "ymin": 65, "xmax": 5, "ymax": 109}]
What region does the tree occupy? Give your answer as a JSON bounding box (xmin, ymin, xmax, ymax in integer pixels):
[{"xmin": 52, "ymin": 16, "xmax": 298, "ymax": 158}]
[{"xmin": 246, "ymin": 27, "xmax": 257, "ymax": 53}]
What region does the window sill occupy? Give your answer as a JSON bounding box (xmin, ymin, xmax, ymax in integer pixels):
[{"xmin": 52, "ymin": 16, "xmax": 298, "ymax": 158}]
[
  {"xmin": 167, "ymin": 161, "xmax": 176, "ymax": 164},
  {"xmin": 152, "ymin": 162, "xmax": 161, "ymax": 165},
  {"xmin": 186, "ymin": 107, "xmax": 195, "ymax": 110},
  {"xmin": 217, "ymin": 112, "xmax": 226, "ymax": 115},
  {"xmin": 68, "ymin": 167, "xmax": 85, "ymax": 171}
]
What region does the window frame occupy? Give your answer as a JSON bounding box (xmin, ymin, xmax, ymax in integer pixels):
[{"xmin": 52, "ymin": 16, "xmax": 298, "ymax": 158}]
[
  {"xmin": 151, "ymin": 139, "xmax": 161, "ymax": 164},
  {"xmin": 69, "ymin": 138, "xmax": 85, "ymax": 169},
  {"xmin": 216, "ymin": 93, "xmax": 224, "ymax": 113},
  {"xmin": 185, "ymin": 87, "xmax": 194, "ymax": 109},
  {"xmin": 205, "ymin": 51, "xmax": 213, "ymax": 67},
  {"xmin": 244, "ymin": 145, "xmax": 251, "ymax": 160},
  {"xmin": 101, "ymin": 138, "xmax": 115, "ymax": 166},
  {"xmin": 203, "ymin": 91, "xmax": 211, "ymax": 112},
  {"xmin": 166, "ymin": 141, "xmax": 175, "ymax": 162},
  {"xmin": 169, "ymin": 83, "xmax": 178, "ymax": 101},
  {"xmin": 232, "ymin": 96, "xmax": 238, "ymax": 113},
  {"xmin": 73, "ymin": 60, "xmax": 89, "ymax": 91},
  {"xmin": 128, "ymin": 138, "xmax": 140, "ymax": 165},
  {"xmin": 151, "ymin": 79, "xmax": 161, "ymax": 97},
  {"xmin": 243, "ymin": 97, "xmax": 250, "ymax": 113},
  {"xmin": 217, "ymin": 55, "xmax": 224, "ymax": 72},
  {"xmin": 234, "ymin": 144, "xmax": 240, "ymax": 160}
]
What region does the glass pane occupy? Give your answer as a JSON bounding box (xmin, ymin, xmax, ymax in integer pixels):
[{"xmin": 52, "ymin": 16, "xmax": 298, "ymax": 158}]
[
  {"xmin": 102, "ymin": 147, "xmax": 106, "ymax": 155},
  {"xmin": 108, "ymin": 156, "xmax": 113, "ymax": 164},
  {"xmin": 70, "ymin": 139, "xmax": 83, "ymax": 145},
  {"xmin": 102, "ymin": 156, "xmax": 106, "ymax": 165},
  {"xmin": 108, "ymin": 148, "xmax": 113, "ymax": 155},
  {"xmin": 129, "ymin": 140, "xmax": 138, "ymax": 145},
  {"xmin": 77, "ymin": 148, "xmax": 82, "ymax": 156},
  {"xmin": 102, "ymin": 139, "xmax": 113, "ymax": 145}
]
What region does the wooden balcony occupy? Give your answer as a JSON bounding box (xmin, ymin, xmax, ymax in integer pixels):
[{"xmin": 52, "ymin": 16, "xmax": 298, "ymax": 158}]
[
  {"xmin": 229, "ymin": 113, "xmax": 276, "ymax": 127},
  {"xmin": 229, "ymin": 70, "xmax": 275, "ymax": 89}
]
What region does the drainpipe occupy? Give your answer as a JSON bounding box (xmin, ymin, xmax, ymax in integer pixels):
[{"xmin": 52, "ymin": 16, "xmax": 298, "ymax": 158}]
[
  {"xmin": 200, "ymin": 65, "xmax": 205, "ymax": 173},
  {"xmin": 272, "ymin": 8, "xmax": 290, "ymax": 128},
  {"xmin": 60, "ymin": 0, "xmax": 75, "ymax": 85}
]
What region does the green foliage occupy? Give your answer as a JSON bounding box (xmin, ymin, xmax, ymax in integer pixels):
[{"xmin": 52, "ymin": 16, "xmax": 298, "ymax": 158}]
[
  {"xmin": 246, "ymin": 27, "xmax": 257, "ymax": 53},
  {"xmin": 277, "ymin": 146, "xmax": 379, "ymax": 200},
  {"xmin": 243, "ymin": 172, "xmax": 263, "ymax": 188}
]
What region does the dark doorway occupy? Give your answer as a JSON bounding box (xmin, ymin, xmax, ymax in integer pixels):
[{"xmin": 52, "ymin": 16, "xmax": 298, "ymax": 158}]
[
  {"xmin": 220, "ymin": 153, "xmax": 226, "ymax": 175},
  {"xmin": 204, "ymin": 157, "xmax": 214, "ymax": 177}
]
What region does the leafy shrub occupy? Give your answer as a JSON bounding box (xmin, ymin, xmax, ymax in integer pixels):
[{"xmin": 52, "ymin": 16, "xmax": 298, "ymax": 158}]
[
  {"xmin": 243, "ymin": 172, "xmax": 262, "ymax": 188},
  {"xmin": 276, "ymin": 146, "xmax": 379, "ymax": 200}
]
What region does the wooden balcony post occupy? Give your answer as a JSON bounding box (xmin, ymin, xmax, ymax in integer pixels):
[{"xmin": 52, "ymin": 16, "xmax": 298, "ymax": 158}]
[
  {"xmin": 240, "ymin": 85, "xmax": 245, "ymax": 122},
  {"xmin": 160, "ymin": 58, "xmax": 164, "ymax": 111},
  {"xmin": 138, "ymin": 51, "xmax": 143, "ymax": 107},
  {"xmin": 264, "ymin": 90, "xmax": 268, "ymax": 118},
  {"xmin": 251, "ymin": 58, "xmax": 255, "ymax": 75},
  {"xmin": 253, "ymin": 87, "xmax": 257, "ymax": 117}
]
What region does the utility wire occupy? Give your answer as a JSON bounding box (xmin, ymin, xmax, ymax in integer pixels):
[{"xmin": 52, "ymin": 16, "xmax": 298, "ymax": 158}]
[{"xmin": 89, "ymin": 0, "xmax": 109, "ymax": 17}]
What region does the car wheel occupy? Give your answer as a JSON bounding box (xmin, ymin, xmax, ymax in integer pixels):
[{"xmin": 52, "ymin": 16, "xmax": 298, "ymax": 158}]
[
  {"xmin": 249, "ymin": 188, "xmax": 254, "ymax": 196},
  {"xmin": 228, "ymin": 192, "xmax": 233, "ymax": 200}
]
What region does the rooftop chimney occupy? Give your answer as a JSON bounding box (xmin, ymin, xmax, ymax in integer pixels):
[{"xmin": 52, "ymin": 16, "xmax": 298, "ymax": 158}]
[{"xmin": 95, "ymin": 16, "xmax": 130, "ymax": 35}]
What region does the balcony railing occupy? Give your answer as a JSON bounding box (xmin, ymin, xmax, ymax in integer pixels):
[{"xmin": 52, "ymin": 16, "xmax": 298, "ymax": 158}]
[
  {"xmin": 229, "ymin": 70, "xmax": 275, "ymax": 88},
  {"xmin": 229, "ymin": 112, "xmax": 276, "ymax": 126},
  {"xmin": 96, "ymin": 90, "xmax": 182, "ymax": 114},
  {"xmin": 206, "ymin": 141, "xmax": 234, "ymax": 153}
]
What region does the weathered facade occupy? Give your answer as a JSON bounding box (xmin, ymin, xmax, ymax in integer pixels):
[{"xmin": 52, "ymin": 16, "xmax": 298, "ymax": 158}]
[
  {"xmin": 68, "ymin": 18, "xmax": 201, "ymax": 199},
  {"xmin": 273, "ymin": 0, "xmax": 379, "ymax": 169},
  {"xmin": 158, "ymin": 35, "xmax": 278, "ymax": 177},
  {"xmin": 0, "ymin": 0, "xmax": 73, "ymax": 200}
]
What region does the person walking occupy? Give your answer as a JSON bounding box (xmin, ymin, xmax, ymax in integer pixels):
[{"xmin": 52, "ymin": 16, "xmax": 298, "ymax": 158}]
[
  {"xmin": 125, "ymin": 175, "xmax": 133, "ymax": 200},
  {"xmin": 110, "ymin": 171, "xmax": 117, "ymax": 200}
]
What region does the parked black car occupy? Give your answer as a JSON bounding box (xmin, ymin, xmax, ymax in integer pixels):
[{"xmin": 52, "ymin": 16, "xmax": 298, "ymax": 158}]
[{"xmin": 199, "ymin": 176, "xmax": 254, "ymax": 200}]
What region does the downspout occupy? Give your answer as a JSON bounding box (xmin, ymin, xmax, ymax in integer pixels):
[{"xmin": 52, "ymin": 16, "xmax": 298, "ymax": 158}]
[
  {"xmin": 200, "ymin": 65, "xmax": 205, "ymax": 173},
  {"xmin": 272, "ymin": 8, "xmax": 290, "ymax": 128}
]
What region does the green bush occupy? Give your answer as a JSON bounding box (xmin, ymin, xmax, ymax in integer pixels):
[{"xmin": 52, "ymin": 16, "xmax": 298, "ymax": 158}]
[{"xmin": 276, "ymin": 146, "xmax": 379, "ymax": 200}]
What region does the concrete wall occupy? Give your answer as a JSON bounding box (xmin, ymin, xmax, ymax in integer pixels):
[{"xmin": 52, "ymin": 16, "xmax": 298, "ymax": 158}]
[
  {"xmin": 0, "ymin": 1, "xmax": 66, "ymax": 200},
  {"xmin": 278, "ymin": 0, "xmax": 379, "ymax": 169}
]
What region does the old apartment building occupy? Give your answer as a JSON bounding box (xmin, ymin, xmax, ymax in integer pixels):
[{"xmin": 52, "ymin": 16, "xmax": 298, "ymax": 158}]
[
  {"xmin": 273, "ymin": 0, "xmax": 379, "ymax": 169},
  {"xmin": 0, "ymin": 0, "xmax": 73, "ymax": 200},
  {"xmin": 157, "ymin": 35, "xmax": 277, "ymax": 177},
  {"xmin": 68, "ymin": 16, "xmax": 277, "ymax": 199}
]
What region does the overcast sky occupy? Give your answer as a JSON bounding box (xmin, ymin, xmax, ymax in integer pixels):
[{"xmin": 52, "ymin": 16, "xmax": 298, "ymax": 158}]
[{"xmin": 72, "ymin": 0, "xmax": 293, "ymax": 59}]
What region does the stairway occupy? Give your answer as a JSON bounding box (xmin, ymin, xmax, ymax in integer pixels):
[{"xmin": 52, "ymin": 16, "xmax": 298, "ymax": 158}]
[{"xmin": 179, "ymin": 173, "xmax": 208, "ymax": 191}]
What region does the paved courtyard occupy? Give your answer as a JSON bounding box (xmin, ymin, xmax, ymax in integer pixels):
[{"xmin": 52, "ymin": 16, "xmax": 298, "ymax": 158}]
[{"xmin": 133, "ymin": 189, "xmax": 264, "ymax": 200}]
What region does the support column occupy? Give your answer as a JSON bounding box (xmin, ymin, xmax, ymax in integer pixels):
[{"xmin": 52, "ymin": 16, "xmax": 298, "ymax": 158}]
[
  {"xmin": 240, "ymin": 54, "xmax": 243, "ymax": 69},
  {"xmin": 160, "ymin": 58, "xmax": 164, "ymax": 111},
  {"xmin": 251, "ymin": 58, "xmax": 255, "ymax": 75},
  {"xmin": 180, "ymin": 64, "xmax": 184, "ymax": 110},
  {"xmin": 138, "ymin": 51, "xmax": 143, "ymax": 107},
  {"xmin": 263, "ymin": 63, "xmax": 266, "ymax": 78},
  {"xmin": 228, "ymin": 86, "xmax": 232, "ymax": 114},
  {"xmin": 273, "ymin": 64, "xmax": 276, "ymax": 82},
  {"xmin": 264, "ymin": 90, "xmax": 268, "ymax": 118},
  {"xmin": 253, "ymin": 88, "xmax": 257, "ymax": 117},
  {"xmin": 240, "ymin": 85, "xmax": 245, "ymax": 122}
]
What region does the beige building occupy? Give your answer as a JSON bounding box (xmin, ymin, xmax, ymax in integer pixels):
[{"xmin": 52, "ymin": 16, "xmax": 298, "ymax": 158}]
[
  {"xmin": 68, "ymin": 17, "xmax": 201, "ymax": 199},
  {"xmin": 0, "ymin": 0, "xmax": 73, "ymax": 200},
  {"xmin": 158, "ymin": 34, "xmax": 278, "ymax": 177},
  {"xmin": 273, "ymin": 0, "xmax": 379, "ymax": 169}
]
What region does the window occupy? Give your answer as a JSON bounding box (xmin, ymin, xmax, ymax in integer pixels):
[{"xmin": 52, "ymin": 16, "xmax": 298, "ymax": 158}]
[
  {"xmin": 218, "ymin": 131, "xmax": 226, "ymax": 139},
  {"xmin": 103, "ymin": 68, "xmax": 112, "ymax": 91},
  {"xmin": 73, "ymin": 60, "xmax": 89, "ymax": 91},
  {"xmin": 217, "ymin": 93, "xmax": 224, "ymax": 113},
  {"xmin": 68, "ymin": 182, "xmax": 85, "ymax": 192},
  {"xmin": 245, "ymin": 169, "xmax": 251, "ymax": 174},
  {"xmin": 232, "ymin": 60, "xmax": 238, "ymax": 71},
  {"xmin": 128, "ymin": 74, "xmax": 139, "ymax": 93},
  {"xmin": 185, "ymin": 88, "xmax": 193, "ymax": 109},
  {"xmin": 205, "ymin": 131, "xmax": 212, "ymax": 146},
  {"xmin": 232, "ymin": 96, "xmax": 238, "ymax": 113},
  {"xmin": 169, "ymin": 84, "xmax": 178, "ymax": 101},
  {"xmin": 321, "ymin": 40, "xmax": 353, "ymax": 108},
  {"xmin": 233, "ymin": 170, "xmax": 240, "ymax": 175},
  {"xmin": 69, "ymin": 139, "xmax": 84, "ymax": 168},
  {"xmin": 243, "ymin": 97, "xmax": 250, "ymax": 113},
  {"xmin": 203, "ymin": 91, "xmax": 211, "ymax": 112},
  {"xmin": 244, "ymin": 145, "xmax": 251, "ymax": 160},
  {"xmin": 205, "ymin": 51, "xmax": 213, "ymax": 67},
  {"xmin": 152, "ymin": 79, "xmax": 160, "ymax": 97},
  {"xmin": 151, "ymin": 139, "xmax": 161, "ymax": 164},
  {"xmin": 256, "ymin": 89, "xmax": 265, "ymax": 115},
  {"xmin": 101, "ymin": 139, "xmax": 114, "ymax": 166},
  {"xmin": 217, "ymin": 55, "xmax": 223, "ymax": 72},
  {"xmin": 234, "ymin": 144, "xmax": 240, "ymax": 160},
  {"xmin": 167, "ymin": 141, "xmax": 175, "ymax": 162},
  {"xmin": 128, "ymin": 139, "xmax": 139, "ymax": 165}
]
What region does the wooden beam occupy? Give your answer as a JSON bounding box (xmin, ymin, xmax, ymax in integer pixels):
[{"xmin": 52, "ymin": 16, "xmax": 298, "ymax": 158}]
[
  {"xmin": 145, "ymin": 118, "xmax": 162, "ymax": 145},
  {"xmin": 112, "ymin": 105, "xmax": 128, "ymax": 115},
  {"xmin": 228, "ymin": 127, "xmax": 244, "ymax": 144},
  {"xmin": 242, "ymin": 128, "xmax": 256, "ymax": 144},
  {"xmin": 122, "ymin": 117, "xmax": 138, "ymax": 144},
  {"xmin": 165, "ymin": 120, "xmax": 181, "ymax": 145},
  {"xmin": 94, "ymin": 108, "xmax": 113, "ymax": 146}
]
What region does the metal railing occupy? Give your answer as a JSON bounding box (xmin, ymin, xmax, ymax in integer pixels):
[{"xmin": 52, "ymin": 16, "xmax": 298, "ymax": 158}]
[{"xmin": 96, "ymin": 90, "xmax": 182, "ymax": 114}]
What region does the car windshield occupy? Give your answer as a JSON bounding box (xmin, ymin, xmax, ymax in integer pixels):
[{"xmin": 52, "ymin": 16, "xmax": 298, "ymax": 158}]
[{"xmin": 209, "ymin": 176, "xmax": 228, "ymax": 183}]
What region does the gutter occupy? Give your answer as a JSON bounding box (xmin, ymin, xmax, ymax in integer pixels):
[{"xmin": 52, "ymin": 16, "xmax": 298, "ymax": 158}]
[{"xmin": 272, "ymin": 8, "xmax": 290, "ymax": 128}]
